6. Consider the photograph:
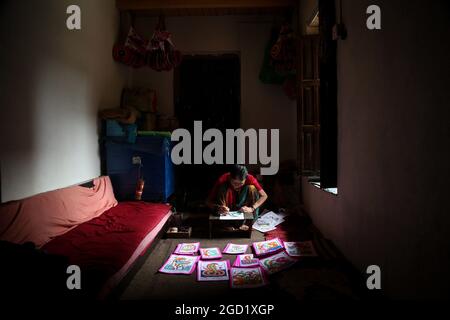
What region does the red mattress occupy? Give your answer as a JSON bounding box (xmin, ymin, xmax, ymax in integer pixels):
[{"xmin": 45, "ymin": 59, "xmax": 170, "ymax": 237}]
[{"xmin": 42, "ymin": 201, "xmax": 172, "ymax": 298}]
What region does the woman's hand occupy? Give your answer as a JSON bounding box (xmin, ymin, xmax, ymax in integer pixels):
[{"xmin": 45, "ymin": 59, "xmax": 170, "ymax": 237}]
[
  {"xmin": 239, "ymin": 206, "xmax": 254, "ymax": 214},
  {"xmin": 218, "ymin": 206, "xmax": 230, "ymax": 215}
]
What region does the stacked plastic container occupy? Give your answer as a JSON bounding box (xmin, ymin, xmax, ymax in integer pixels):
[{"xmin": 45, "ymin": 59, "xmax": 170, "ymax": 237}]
[{"xmin": 103, "ymin": 120, "xmax": 174, "ymax": 202}]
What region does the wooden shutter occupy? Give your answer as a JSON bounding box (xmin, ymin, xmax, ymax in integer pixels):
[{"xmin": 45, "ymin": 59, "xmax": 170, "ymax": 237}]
[
  {"xmin": 297, "ymin": 0, "xmax": 338, "ymax": 190},
  {"xmin": 297, "ymin": 35, "xmax": 320, "ymax": 176},
  {"xmin": 318, "ymin": 0, "xmax": 338, "ymax": 189}
]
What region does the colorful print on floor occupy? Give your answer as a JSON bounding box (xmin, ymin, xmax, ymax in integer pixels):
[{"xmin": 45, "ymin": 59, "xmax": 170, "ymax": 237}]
[
  {"xmin": 259, "ymin": 251, "xmax": 297, "ymax": 275},
  {"xmin": 284, "ymin": 241, "xmax": 317, "ymax": 257},
  {"xmin": 197, "ymin": 260, "xmax": 230, "ymax": 281},
  {"xmin": 233, "ymin": 254, "xmax": 260, "ymax": 267},
  {"xmin": 230, "ymin": 267, "xmax": 268, "ymax": 289},
  {"xmin": 223, "ymin": 243, "xmax": 249, "ymax": 255},
  {"xmin": 174, "ymin": 242, "xmax": 200, "ymax": 255},
  {"xmin": 199, "ymin": 247, "xmax": 223, "ymax": 260},
  {"xmin": 159, "ymin": 254, "xmax": 199, "ymax": 275},
  {"xmin": 252, "ymin": 238, "xmax": 284, "ymax": 256}
]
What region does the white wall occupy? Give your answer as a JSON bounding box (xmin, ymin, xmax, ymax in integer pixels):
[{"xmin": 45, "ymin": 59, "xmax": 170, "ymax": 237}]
[
  {"xmin": 299, "ymin": 0, "xmax": 450, "ymax": 298},
  {"xmin": 0, "ymin": 0, "xmax": 128, "ymax": 202},
  {"xmin": 132, "ymin": 15, "xmax": 297, "ymax": 163}
]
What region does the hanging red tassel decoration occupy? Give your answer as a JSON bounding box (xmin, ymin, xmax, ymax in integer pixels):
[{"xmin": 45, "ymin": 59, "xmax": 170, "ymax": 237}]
[
  {"xmin": 146, "ymin": 15, "xmax": 182, "ymax": 72},
  {"xmin": 113, "ymin": 14, "xmax": 181, "ymax": 71},
  {"xmin": 113, "ymin": 44, "xmax": 134, "ymax": 66}
]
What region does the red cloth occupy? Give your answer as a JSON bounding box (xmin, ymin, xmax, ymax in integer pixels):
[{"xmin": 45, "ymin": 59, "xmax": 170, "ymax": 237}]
[
  {"xmin": 42, "ymin": 201, "xmax": 171, "ymax": 296},
  {"xmin": 0, "ymin": 176, "xmax": 117, "ymax": 248},
  {"xmin": 208, "ymin": 173, "xmax": 263, "ymax": 202}
]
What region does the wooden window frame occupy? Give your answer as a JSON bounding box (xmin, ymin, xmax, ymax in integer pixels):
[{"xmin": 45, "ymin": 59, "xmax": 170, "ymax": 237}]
[{"xmin": 298, "ymin": 0, "xmax": 338, "ymax": 191}]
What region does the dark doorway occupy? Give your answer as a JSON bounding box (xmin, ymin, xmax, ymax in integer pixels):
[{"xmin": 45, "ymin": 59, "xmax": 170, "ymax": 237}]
[{"xmin": 174, "ymin": 53, "xmax": 241, "ymax": 209}]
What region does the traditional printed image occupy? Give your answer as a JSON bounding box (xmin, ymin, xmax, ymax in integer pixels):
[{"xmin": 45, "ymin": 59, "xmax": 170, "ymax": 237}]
[
  {"xmin": 223, "ymin": 243, "xmax": 249, "ymax": 255},
  {"xmin": 284, "ymin": 241, "xmax": 317, "ymax": 257},
  {"xmin": 174, "ymin": 242, "xmax": 200, "ymax": 255},
  {"xmin": 252, "ymin": 238, "xmax": 284, "ymax": 256},
  {"xmin": 159, "ymin": 254, "xmax": 199, "ymax": 275},
  {"xmin": 199, "ymin": 247, "xmax": 222, "ymax": 260},
  {"xmin": 233, "ymin": 254, "xmax": 260, "ymax": 267},
  {"xmin": 230, "ymin": 267, "xmax": 268, "ymax": 289},
  {"xmin": 197, "ymin": 260, "xmax": 230, "ymax": 281},
  {"xmin": 219, "ymin": 211, "xmax": 245, "ymax": 220},
  {"xmin": 259, "ymin": 251, "xmax": 297, "ymax": 275}
]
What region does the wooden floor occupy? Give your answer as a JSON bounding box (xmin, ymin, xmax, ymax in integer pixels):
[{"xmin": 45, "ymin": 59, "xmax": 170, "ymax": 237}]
[{"xmin": 117, "ymin": 212, "xmax": 368, "ymax": 301}]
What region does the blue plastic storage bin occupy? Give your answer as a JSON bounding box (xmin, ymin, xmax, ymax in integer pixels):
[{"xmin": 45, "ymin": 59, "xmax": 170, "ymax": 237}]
[
  {"xmin": 104, "ymin": 136, "xmax": 174, "ymax": 202},
  {"xmin": 105, "ymin": 120, "xmax": 137, "ymax": 143}
]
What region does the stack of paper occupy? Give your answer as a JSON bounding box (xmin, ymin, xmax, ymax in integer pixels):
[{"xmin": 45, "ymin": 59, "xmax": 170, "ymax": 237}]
[{"xmin": 252, "ymin": 211, "xmax": 286, "ymax": 233}]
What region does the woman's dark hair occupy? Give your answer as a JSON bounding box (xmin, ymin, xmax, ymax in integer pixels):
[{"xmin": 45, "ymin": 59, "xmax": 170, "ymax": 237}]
[{"xmin": 229, "ymin": 165, "xmax": 248, "ymax": 181}]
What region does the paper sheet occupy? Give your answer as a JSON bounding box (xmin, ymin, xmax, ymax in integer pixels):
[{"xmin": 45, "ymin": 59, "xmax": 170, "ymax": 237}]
[
  {"xmin": 223, "ymin": 243, "xmax": 249, "ymax": 254},
  {"xmin": 252, "ymin": 238, "xmax": 284, "ymax": 256},
  {"xmin": 159, "ymin": 254, "xmax": 199, "ymax": 275},
  {"xmin": 284, "ymin": 241, "xmax": 318, "ymax": 257},
  {"xmin": 230, "ymin": 267, "xmax": 268, "ymax": 289},
  {"xmin": 219, "ymin": 211, "xmax": 245, "ymax": 220},
  {"xmin": 259, "ymin": 251, "xmax": 297, "ymax": 275},
  {"xmin": 233, "ymin": 254, "xmax": 260, "ymax": 268},
  {"xmin": 252, "ymin": 223, "xmax": 277, "ymax": 233},
  {"xmin": 199, "ymin": 247, "xmax": 223, "ymax": 260},
  {"xmin": 252, "ymin": 211, "xmax": 285, "ymax": 233},
  {"xmin": 197, "ymin": 260, "xmax": 230, "ymax": 281},
  {"xmin": 173, "ymin": 242, "xmax": 200, "ymax": 255}
]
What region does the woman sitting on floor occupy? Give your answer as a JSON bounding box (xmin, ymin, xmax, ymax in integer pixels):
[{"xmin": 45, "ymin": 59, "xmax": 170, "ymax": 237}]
[{"xmin": 207, "ymin": 165, "xmax": 268, "ymax": 230}]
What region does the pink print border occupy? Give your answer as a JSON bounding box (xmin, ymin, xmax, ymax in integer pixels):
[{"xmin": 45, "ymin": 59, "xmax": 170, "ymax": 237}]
[
  {"xmin": 173, "ymin": 242, "xmax": 200, "ymax": 255},
  {"xmin": 252, "ymin": 237, "xmax": 284, "ymax": 257},
  {"xmin": 233, "ymin": 254, "xmax": 260, "ymax": 267},
  {"xmin": 199, "ymin": 247, "xmax": 223, "ymax": 260},
  {"xmin": 223, "ymin": 243, "xmax": 249, "ymax": 254},
  {"xmin": 229, "ymin": 266, "xmax": 269, "ymax": 289},
  {"xmin": 158, "ymin": 254, "xmax": 199, "ymax": 275},
  {"xmin": 196, "ymin": 260, "xmax": 231, "ymax": 282}
]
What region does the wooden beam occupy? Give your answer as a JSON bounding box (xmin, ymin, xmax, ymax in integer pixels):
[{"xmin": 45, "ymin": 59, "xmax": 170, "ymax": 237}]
[{"xmin": 116, "ymin": 0, "xmax": 297, "ymax": 11}]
